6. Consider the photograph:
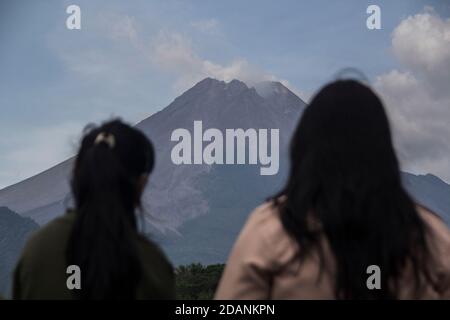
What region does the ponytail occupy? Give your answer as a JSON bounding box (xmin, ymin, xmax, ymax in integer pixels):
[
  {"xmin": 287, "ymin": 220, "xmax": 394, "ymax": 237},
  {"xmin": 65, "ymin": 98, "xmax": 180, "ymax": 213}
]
[{"xmin": 67, "ymin": 120, "xmax": 154, "ymax": 299}]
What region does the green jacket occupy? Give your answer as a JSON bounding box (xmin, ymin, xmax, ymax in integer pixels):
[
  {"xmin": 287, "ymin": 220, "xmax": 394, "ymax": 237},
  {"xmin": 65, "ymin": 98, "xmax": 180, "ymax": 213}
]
[{"xmin": 13, "ymin": 210, "xmax": 175, "ymax": 300}]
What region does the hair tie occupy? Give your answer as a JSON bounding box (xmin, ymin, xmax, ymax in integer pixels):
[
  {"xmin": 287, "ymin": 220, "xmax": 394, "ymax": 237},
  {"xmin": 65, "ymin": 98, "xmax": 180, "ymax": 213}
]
[{"xmin": 94, "ymin": 132, "xmax": 116, "ymax": 149}]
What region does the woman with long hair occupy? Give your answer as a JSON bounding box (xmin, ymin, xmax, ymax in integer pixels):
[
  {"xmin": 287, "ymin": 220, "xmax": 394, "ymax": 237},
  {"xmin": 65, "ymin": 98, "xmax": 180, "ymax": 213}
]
[
  {"xmin": 13, "ymin": 119, "xmax": 174, "ymax": 299},
  {"xmin": 215, "ymin": 80, "xmax": 450, "ymax": 299}
]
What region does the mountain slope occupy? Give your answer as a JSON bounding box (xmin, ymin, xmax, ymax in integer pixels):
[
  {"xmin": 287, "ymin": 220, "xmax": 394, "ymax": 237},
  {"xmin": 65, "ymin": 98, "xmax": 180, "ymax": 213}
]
[{"xmin": 0, "ymin": 160, "xmax": 73, "ymax": 225}]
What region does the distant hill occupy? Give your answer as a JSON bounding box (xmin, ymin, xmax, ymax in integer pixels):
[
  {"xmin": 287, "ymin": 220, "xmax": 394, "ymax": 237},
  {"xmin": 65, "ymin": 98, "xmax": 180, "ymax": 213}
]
[{"xmin": 0, "ymin": 206, "xmax": 39, "ymax": 297}]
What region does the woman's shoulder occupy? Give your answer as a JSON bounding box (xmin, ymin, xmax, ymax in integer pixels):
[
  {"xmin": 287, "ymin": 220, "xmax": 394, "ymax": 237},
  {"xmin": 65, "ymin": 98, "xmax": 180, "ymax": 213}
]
[
  {"xmin": 135, "ymin": 235, "xmax": 175, "ymax": 299},
  {"xmin": 21, "ymin": 211, "xmax": 75, "ymax": 258},
  {"xmin": 136, "ymin": 234, "xmax": 174, "ymax": 275},
  {"xmin": 416, "ymin": 205, "xmax": 450, "ymax": 295},
  {"xmin": 246, "ymin": 201, "xmax": 285, "ymax": 235},
  {"xmin": 416, "ymin": 205, "xmax": 450, "ymax": 251},
  {"xmin": 240, "ymin": 200, "xmax": 299, "ymax": 270},
  {"xmin": 417, "ymin": 205, "xmax": 450, "ymax": 241}
]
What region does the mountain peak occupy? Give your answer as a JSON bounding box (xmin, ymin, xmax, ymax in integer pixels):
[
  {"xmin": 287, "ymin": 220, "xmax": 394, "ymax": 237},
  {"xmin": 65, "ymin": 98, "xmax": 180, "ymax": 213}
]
[
  {"xmin": 226, "ymin": 79, "xmax": 248, "ymax": 89},
  {"xmin": 191, "ymin": 78, "xmax": 296, "ymax": 98},
  {"xmin": 196, "ymin": 77, "xmax": 222, "ymax": 86},
  {"xmin": 175, "ymin": 78, "xmax": 251, "ymax": 105},
  {"xmin": 189, "ymin": 78, "xmax": 304, "ymax": 104},
  {"xmin": 253, "ymin": 81, "xmax": 292, "ymax": 99},
  {"xmin": 192, "ymin": 78, "xmax": 248, "ymax": 91}
]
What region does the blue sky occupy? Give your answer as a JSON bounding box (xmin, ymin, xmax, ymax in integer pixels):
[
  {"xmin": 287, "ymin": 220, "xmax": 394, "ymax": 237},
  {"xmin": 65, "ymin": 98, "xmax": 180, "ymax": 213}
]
[{"xmin": 1, "ymin": 0, "xmax": 450, "ymax": 188}]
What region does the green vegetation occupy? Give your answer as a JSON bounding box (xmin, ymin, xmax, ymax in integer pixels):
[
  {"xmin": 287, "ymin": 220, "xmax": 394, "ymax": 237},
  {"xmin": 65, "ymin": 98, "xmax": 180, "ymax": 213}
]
[{"xmin": 175, "ymin": 263, "xmax": 225, "ymax": 300}]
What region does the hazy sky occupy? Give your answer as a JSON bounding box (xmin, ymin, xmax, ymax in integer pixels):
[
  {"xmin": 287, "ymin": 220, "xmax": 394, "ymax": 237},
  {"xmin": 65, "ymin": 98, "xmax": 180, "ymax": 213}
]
[{"xmin": 0, "ymin": 0, "xmax": 449, "ymax": 188}]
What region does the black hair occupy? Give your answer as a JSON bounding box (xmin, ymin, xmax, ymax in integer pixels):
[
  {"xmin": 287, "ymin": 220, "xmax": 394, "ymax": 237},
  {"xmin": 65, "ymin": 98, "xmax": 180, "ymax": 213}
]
[
  {"xmin": 67, "ymin": 119, "xmax": 154, "ymax": 299},
  {"xmin": 273, "ymin": 80, "xmax": 434, "ymax": 299}
]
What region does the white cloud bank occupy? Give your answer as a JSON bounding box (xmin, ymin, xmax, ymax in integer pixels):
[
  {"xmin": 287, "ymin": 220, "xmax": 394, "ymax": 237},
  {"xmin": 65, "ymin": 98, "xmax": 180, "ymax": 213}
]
[
  {"xmin": 374, "ymin": 9, "xmax": 450, "ymax": 182},
  {"xmin": 190, "ymin": 19, "xmax": 219, "ymax": 34}
]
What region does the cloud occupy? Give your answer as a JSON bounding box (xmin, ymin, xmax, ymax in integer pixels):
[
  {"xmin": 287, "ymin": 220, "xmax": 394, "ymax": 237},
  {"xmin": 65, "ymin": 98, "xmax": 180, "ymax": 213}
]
[
  {"xmin": 390, "ymin": 7, "xmax": 450, "ymax": 96},
  {"xmin": 108, "ymin": 15, "xmax": 139, "ymax": 43},
  {"xmin": 57, "ymin": 10, "xmax": 304, "ymax": 99},
  {"xmin": 374, "ymin": 9, "xmax": 450, "ymax": 182},
  {"xmin": 59, "ymin": 12, "xmax": 295, "ymax": 96},
  {"xmin": 149, "ymin": 30, "xmax": 300, "ymax": 96},
  {"xmin": 190, "ymin": 19, "xmax": 219, "ymax": 34},
  {"xmin": 149, "ymin": 30, "xmax": 264, "ymax": 91}
]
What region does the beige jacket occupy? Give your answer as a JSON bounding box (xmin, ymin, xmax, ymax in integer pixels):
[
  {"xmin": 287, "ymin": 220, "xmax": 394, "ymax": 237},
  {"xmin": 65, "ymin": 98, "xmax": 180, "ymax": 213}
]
[{"xmin": 215, "ymin": 202, "xmax": 450, "ymax": 299}]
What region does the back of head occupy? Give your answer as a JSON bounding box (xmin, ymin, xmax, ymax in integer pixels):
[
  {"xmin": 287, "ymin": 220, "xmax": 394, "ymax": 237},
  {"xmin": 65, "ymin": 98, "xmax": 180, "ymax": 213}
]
[
  {"xmin": 275, "ymin": 80, "xmax": 433, "ymax": 299},
  {"xmin": 67, "ymin": 119, "xmax": 154, "ymax": 299}
]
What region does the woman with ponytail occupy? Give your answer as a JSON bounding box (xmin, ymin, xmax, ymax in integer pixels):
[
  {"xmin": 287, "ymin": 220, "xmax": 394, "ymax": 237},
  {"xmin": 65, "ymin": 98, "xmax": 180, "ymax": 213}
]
[
  {"xmin": 13, "ymin": 119, "xmax": 174, "ymax": 299},
  {"xmin": 216, "ymin": 80, "xmax": 450, "ymax": 300}
]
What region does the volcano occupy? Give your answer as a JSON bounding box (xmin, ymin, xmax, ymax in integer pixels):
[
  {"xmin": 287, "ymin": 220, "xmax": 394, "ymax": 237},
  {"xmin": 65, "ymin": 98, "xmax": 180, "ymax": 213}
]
[{"xmin": 0, "ymin": 78, "xmax": 449, "ymax": 268}]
